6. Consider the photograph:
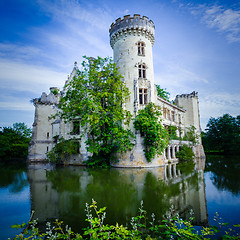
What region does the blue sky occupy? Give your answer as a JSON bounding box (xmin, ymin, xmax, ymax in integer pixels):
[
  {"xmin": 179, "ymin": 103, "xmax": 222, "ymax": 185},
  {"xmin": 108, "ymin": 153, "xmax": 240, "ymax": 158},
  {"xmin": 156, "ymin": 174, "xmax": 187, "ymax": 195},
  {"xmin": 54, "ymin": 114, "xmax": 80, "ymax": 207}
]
[{"xmin": 0, "ymin": 0, "xmax": 240, "ymax": 130}]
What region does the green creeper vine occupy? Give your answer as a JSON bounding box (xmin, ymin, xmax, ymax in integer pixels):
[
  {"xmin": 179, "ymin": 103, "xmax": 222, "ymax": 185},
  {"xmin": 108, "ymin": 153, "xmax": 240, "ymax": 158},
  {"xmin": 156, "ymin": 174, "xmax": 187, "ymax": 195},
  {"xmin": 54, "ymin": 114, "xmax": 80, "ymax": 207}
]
[{"xmin": 133, "ymin": 103, "xmax": 169, "ymax": 162}]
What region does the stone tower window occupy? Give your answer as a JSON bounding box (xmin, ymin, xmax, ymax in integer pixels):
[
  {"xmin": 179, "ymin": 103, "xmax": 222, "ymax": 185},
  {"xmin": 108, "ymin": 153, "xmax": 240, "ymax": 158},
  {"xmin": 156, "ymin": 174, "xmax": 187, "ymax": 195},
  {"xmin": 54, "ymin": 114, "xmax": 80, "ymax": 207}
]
[
  {"xmin": 138, "ymin": 64, "xmax": 146, "ymax": 78},
  {"xmin": 137, "ymin": 41, "xmax": 145, "ymax": 56},
  {"xmin": 139, "ymin": 88, "xmax": 148, "ymax": 105}
]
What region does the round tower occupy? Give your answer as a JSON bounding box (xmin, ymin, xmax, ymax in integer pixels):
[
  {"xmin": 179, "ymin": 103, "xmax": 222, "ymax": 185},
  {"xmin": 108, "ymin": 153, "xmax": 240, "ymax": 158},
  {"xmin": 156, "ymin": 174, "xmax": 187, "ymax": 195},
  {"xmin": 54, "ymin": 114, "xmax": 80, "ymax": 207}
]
[{"xmin": 109, "ymin": 14, "xmax": 155, "ymax": 116}]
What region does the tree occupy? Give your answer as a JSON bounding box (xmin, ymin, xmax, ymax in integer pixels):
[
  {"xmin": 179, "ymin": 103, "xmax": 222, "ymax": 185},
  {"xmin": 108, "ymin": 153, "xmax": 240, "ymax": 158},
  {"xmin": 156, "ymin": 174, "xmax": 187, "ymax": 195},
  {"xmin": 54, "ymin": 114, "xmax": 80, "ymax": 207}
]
[
  {"xmin": 155, "ymin": 85, "xmax": 170, "ymax": 101},
  {"xmin": 0, "ymin": 123, "xmax": 32, "ymax": 163},
  {"xmin": 57, "ymin": 56, "xmax": 134, "ymax": 166},
  {"xmin": 133, "ymin": 103, "xmax": 169, "ymax": 162},
  {"xmin": 203, "ymin": 114, "xmax": 240, "ymax": 154}
]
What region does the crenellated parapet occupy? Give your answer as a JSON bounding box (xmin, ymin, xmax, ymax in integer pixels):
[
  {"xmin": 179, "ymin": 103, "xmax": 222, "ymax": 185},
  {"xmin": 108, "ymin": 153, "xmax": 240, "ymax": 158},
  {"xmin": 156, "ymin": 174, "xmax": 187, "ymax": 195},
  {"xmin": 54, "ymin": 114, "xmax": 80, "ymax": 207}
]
[
  {"xmin": 109, "ymin": 14, "xmax": 155, "ymax": 48},
  {"xmin": 175, "ymin": 91, "xmax": 198, "ymax": 99}
]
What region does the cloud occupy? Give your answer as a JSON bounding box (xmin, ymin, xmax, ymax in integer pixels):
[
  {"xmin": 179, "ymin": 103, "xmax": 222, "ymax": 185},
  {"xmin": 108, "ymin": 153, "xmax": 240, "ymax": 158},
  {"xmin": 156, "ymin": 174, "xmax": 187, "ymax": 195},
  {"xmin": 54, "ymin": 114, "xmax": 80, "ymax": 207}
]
[
  {"xmin": 154, "ymin": 60, "xmax": 209, "ymax": 98},
  {"xmin": 189, "ymin": 4, "xmax": 240, "ymax": 43},
  {"xmin": 200, "ymin": 92, "xmax": 240, "ymax": 120},
  {"xmin": 0, "ymin": 98, "xmax": 33, "ymax": 111},
  {"xmin": 0, "ymin": 59, "xmax": 66, "ymax": 95}
]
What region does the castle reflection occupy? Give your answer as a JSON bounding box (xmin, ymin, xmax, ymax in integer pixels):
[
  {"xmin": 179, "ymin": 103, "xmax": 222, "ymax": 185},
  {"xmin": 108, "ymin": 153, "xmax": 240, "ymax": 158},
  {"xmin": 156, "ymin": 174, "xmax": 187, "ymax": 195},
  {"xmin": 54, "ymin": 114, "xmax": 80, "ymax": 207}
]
[{"xmin": 28, "ymin": 159, "xmax": 208, "ymax": 231}]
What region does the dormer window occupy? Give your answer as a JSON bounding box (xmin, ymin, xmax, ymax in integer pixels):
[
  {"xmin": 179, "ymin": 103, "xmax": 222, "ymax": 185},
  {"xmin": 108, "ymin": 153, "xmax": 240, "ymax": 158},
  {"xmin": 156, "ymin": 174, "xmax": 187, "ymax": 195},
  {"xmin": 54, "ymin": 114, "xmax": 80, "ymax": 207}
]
[
  {"xmin": 137, "ymin": 41, "xmax": 145, "ymax": 56},
  {"xmin": 138, "ymin": 64, "xmax": 146, "ymax": 78}
]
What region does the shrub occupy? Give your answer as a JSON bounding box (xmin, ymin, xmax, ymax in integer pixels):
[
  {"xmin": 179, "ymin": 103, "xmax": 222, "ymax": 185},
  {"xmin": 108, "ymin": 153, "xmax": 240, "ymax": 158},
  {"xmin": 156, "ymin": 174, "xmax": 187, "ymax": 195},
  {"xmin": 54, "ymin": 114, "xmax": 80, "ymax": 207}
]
[
  {"xmin": 176, "ymin": 144, "xmax": 195, "ymax": 161},
  {"xmin": 11, "ymin": 200, "xmax": 240, "ymax": 240},
  {"xmin": 47, "ymin": 138, "xmax": 79, "ymax": 164}
]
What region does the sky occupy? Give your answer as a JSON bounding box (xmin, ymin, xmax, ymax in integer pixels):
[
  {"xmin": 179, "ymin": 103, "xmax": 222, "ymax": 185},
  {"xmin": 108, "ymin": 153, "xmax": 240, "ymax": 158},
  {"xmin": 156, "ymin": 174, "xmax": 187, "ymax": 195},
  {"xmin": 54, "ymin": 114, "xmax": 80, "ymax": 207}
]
[{"xmin": 0, "ymin": 0, "xmax": 240, "ymax": 130}]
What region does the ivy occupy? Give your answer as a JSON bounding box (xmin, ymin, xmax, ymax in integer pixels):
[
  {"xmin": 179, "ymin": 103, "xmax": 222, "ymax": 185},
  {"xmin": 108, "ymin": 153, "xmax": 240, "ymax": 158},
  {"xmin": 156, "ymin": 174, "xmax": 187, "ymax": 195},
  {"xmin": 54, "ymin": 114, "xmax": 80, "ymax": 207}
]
[
  {"xmin": 167, "ymin": 125, "xmax": 178, "ymax": 140},
  {"xmin": 133, "ymin": 103, "xmax": 169, "ymax": 162}
]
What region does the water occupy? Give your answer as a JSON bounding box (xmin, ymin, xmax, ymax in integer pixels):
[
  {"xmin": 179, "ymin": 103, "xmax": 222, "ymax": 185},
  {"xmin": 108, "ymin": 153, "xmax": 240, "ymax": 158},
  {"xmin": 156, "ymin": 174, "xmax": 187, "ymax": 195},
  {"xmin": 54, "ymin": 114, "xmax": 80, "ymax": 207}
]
[{"xmin": 0, "ymin": 155, "xmax": 239, "ymax": 239}]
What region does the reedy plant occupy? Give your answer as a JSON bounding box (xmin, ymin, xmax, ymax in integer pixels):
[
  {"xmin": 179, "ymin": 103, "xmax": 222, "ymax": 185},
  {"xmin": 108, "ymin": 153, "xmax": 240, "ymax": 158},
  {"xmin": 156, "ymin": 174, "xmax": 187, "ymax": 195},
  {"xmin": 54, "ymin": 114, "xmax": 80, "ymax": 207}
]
[{"xmin": 10, "ymin": 199, "xmax": 240, "ymax": 240}]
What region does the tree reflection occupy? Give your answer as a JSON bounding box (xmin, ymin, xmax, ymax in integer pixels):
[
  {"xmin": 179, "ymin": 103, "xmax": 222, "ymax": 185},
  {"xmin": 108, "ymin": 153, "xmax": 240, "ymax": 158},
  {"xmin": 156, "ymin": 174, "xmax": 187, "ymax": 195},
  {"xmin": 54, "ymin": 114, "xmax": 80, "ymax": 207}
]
[
  {"xmin": 0, "ymin": 165, "xmax": 28, "ymax": 192},
  {"xmin": 28, "ymin": 160, "xmax": 208, "ymax": 232},
  {"xmin": 205, "ymin": 155, "xmax": 240, "ymax": 195}
]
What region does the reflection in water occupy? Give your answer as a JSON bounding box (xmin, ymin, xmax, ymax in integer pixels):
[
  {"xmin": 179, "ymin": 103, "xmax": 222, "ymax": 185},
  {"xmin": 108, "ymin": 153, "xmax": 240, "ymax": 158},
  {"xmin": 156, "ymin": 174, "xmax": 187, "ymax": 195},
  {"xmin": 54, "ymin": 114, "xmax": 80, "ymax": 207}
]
[
  {"xmin": 0, "ymin": 166, "xmax": 28, "ymax": 192},
  {"xmin": 205, "ymin": 155, "xmax": 240, "ymax": 195},
  {"xmin": 28, "ymin": 159, "xmax": 208, "ymax": 232}
]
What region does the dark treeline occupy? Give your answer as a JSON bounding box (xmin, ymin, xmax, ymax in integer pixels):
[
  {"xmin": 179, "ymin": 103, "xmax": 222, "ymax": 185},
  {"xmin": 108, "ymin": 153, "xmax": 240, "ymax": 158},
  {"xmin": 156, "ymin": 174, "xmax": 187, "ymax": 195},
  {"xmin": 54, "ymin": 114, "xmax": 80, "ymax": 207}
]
[
  {"xmin": 202, "ymin": 114, "xmax": 240, "ymax": 154},
  {"xmin": 0, "ymin": 123, "xmax": 31, "ymax": 164}
]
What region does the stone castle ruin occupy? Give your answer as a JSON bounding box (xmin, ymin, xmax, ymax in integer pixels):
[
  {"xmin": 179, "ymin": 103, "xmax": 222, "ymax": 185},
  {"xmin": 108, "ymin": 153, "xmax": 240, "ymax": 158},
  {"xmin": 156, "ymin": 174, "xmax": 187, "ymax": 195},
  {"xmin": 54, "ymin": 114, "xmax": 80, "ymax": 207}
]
[{"xmin": 28, "ymin": 14, "xmax": 205, "ymax": 167}]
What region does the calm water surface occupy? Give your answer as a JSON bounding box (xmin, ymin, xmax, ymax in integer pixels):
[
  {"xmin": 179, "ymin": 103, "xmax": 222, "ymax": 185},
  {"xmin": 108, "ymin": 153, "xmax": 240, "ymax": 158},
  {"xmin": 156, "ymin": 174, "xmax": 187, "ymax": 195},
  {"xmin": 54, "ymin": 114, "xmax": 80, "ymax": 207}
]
[{"xmin": 0, "ymin": 155, "xmax": 240, "ymax": 239}]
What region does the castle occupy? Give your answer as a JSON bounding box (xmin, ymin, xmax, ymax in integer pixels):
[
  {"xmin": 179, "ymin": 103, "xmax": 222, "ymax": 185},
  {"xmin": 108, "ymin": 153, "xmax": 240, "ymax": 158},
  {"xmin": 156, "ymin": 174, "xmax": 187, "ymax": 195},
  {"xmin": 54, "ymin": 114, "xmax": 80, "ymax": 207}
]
[{"xmin": 28, "ymin": 14, "xmax": 205, "ymax": 167}]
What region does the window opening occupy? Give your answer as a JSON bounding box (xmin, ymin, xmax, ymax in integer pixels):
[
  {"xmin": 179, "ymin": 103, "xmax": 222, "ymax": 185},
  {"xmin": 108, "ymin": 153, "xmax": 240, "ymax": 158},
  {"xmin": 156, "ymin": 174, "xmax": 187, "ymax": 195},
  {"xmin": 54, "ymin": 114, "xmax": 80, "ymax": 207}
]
[
  {"xmin": 72, "ymin": 121, "xmax": 80, "ymax": 135},
  {"xmin": 138, "ymin": 64, "xmax": 146, "ymax": 78},
  {"xmin": 139, "ymin": 88, "xmax": 148, "ymax": 105},
  {"xmin": 137, "ymin": 42, "xmax": 145, "ymax": 56}
]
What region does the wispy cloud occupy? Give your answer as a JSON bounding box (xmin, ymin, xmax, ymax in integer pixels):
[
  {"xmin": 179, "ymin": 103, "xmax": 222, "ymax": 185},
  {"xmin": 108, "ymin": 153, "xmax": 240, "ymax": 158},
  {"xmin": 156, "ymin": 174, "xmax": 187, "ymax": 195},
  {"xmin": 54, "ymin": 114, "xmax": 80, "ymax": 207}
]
[
  {"xmin": 200, "ymin": 92, "xmax": 240, "ymax": 119},
  {"xmin": 0, "ymin": 59, "xmax": 66, "ymax": 95},
  {"xmin": 189, "ymin": 4, "xmax": 240, "ymax": 43},
  {"xmin": 154, "ymin": 60, "xmax": 209, "ymax": 98}
]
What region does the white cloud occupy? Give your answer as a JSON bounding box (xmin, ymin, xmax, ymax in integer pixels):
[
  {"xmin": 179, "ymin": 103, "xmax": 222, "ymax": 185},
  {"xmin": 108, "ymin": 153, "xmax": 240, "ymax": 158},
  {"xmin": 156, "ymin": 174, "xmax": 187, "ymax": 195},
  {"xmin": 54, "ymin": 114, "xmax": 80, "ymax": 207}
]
[
  {"xmin": 154, "ymin": 61, "xmax": 209, "ymax": 98},
  {"xmin": 0, "ymin": 59, "xmax": 66, "ymax": 95},
  {"xmin": 0, "ymin": 100, "xmax": 33, "ymax": 111},
  {"xmin": 189, "ymin": 4, "xmax": 240, "ymax": 43},
  {"xmin": 200, "ymin": 92, "xmax": 240, "ymax": 120},
  {"xmin": 37, "ymin": 0, "xmax": 112, "ymax": 31}
]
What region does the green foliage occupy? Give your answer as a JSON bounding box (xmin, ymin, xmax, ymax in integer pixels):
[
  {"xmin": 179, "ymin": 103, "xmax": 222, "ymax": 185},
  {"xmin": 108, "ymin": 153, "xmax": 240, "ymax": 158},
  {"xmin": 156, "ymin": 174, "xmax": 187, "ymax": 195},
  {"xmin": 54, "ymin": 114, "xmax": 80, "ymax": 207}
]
[
  {"xmin": 176, "ymin": 144, "xmax": 195, "ymax": 162},
  {"xmin": 167, "ymin": 125, "xmax": 178, "ymax": 140},
  {"xmin": 57, "ymin": 56, "xmax": 134, "ymax": 167},
  {"xmin": 0, "ymin": 123, "xmax": 31, "ymax": 163},
  {"xmin": 11, "ymin": 199, "xmax": 240, "ymax": 240},
  {"xmin": 50, "ymin": 88, "xmax": 59, "ymax": 96},
  {"xmin": 133, "ymin": 103, "xmax": 169, "ymax": 162},
  {"xmin": 155, "ymin": 85, "xmax": 170, "ymax": 101},
  {"xmin": 183, "ymin": 125, "xmax": 199, "ymax": 144},
  {"xmin": 203, "ymin": 114, "xmax": 240, "ymax": 154},
  {"xmin": 47, "ymin": 137, "xmax": 79, "ymax": 164}
]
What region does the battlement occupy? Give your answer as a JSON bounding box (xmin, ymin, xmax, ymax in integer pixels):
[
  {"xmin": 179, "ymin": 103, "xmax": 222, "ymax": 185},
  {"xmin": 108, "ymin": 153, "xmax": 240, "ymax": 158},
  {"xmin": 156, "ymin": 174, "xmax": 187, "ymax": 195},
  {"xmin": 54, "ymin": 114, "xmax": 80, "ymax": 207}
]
[
  {"xmin": 109, "ymin": 14, "xmax": 155, "ymax": 48},
  {"xmin": 175, "ymin": 91, "xmax": 198, "ymax": 99}
]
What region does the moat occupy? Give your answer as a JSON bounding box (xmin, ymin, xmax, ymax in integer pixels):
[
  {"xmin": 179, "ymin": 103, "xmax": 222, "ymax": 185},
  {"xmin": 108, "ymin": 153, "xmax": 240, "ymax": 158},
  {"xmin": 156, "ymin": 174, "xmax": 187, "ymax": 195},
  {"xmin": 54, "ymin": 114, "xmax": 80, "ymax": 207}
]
[{"xmin": 1, "ymin": 155, "xmax": 240, "ymax": 239}]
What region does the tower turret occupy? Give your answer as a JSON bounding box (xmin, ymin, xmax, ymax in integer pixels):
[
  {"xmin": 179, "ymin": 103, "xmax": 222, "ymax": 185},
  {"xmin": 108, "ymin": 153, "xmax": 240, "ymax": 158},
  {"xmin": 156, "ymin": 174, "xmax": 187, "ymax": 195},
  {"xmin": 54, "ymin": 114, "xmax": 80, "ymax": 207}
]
[{"xmin": 109, "ymin": 14, "xmax": 155, "ymax": 116}]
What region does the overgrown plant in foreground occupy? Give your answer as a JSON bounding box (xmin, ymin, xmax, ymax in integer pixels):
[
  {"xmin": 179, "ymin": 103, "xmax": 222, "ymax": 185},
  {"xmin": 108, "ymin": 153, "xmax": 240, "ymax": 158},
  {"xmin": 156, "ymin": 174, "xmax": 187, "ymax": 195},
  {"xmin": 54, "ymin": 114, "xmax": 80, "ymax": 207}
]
[
  {"xmin": 53, "ymin": 56, "xmax": 134, "ymax": 166},
  {"xmin": 11, "ymin": 199, "xmax": 240, "ymax": 239},
  {"xmin": 133, "ymin": 103, "xmax": 169, "ymax": 162}
]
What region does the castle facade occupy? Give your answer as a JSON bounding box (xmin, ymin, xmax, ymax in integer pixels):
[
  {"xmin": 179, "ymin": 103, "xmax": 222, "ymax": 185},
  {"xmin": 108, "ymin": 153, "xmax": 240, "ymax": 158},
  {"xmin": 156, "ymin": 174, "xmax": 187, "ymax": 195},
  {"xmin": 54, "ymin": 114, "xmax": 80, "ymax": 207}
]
[{"xmin": 28, "ymin": 14, "xmax": 205, "ymax": 167}]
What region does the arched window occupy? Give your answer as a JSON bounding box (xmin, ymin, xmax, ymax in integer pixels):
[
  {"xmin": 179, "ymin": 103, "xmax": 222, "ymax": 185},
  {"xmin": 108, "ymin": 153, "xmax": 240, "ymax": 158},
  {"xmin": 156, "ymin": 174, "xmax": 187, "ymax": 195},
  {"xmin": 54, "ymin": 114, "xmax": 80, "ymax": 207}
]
[
  {"xmin": 138, "ymin": 64, "xmax": 146, "ymax": 78},
  {"xmin": 137, "ymin": 41, "xmax": 145, "ymax": 56}
]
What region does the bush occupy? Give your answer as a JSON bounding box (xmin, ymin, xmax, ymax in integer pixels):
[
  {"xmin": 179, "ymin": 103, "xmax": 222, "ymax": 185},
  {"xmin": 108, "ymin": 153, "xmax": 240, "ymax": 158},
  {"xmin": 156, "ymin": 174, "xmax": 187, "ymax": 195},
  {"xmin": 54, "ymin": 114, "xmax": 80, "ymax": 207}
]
[
  {"xmin": 47, "ymin": 138, "xmax": 79, "ymax": 164},
  {"xmin": 176, "ymin": 144, "xmax": 195, "ymax": 161}
]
